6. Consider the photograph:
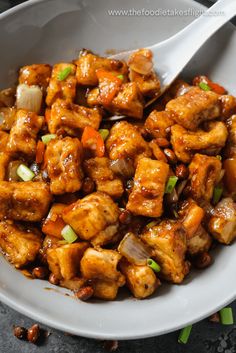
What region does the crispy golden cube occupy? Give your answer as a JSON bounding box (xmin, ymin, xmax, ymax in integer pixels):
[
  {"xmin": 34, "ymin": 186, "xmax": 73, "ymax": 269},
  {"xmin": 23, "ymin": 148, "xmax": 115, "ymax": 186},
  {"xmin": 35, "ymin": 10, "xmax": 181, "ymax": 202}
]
[
  {"xmin": 187, "ymin": 225, "xmax": 212, "ymax": 256},
  {"xmin": 0, "ymin": 221, "xmax": 42, "ymax": 268},
  {"xmin": 92, "ymin": 279, "xmax": 120, "ymax": 301},
  {"xmin": 0, "ymin": 107, "xmax": 16, "ymax": 131},
  {"xmin": 145, "ymin": 110, "xmax": 174, "ymax": 138},
  {"xmin": 19, "ymin": 64, "xmax": 52, "ymax": 92},
  {"xmin": 0, "ymin": 152, "xmax": 10, "ymax": 180},
  {"xmin": 126, "ymin": 158, "xmax": 169, "ymax": 217}
]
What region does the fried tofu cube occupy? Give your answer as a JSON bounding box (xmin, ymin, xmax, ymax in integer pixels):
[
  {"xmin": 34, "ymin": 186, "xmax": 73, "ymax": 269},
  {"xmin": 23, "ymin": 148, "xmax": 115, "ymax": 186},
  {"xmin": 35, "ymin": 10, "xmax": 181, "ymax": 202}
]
[
  {"xmin": 62, "ymin": 192, "xmax": 120, "ymax": 246},
  {"xmin": 48, "ymin": 99, "xmax": 102, "ymax": 136},
  {"xmin": 127, "ymin": 158, "xmax": 169, "ymax": 217},
  {"xmin": 80, "ymin": 248, "xmax": 125, "ymax": 287},
  {"xmin": 0, "ymin": 131, "xmax": 9, "ymax": 152},
  {"xmin": 19, "ymin": 64, "xmax": 52, "ymax": 92},
  {"xmin": 0, "ymin": 107, "xmax": 17, "ymax": 131},
  {"xmin": 92, "ymin": 279, "xmax": 120, "ymax": 300},
  {"xmin": 46, "ymin": 63, "xmax": 76, "ymax": 106},
  {"xmin": 42, "ymin": 203, "xmax": 67, "ymax": 238},
  {"xmin": 75, "ymin": 51, "xmax": 126, "ymax": 86},
  {"xmin": 0, "ymin": 152, "xmax": 10, "ymax": 180},
  {"xmin": 141, "ymin": 220, "xmax": 189, "ymax": 283},
  {"xmin": 166, "ymin": 87, "xmax": 221, "ymax": 130},
  {"xmin": 84, "ymin": 157, "xmax": 124, "ymax": 199},
  {"xmin": 189, "ymin": 154, "xmax": 222, "ymax": 202},
  {"xmin": 106, "ymin": 121, "xmax": 151, "ymax": 164},
  {"xmin": 179, "ymin": 198, "xmax": 205, "ymax": 238},
  {"xmin": 0, "ymin": 221, "xmax": 42, "ymax": 268},
  {"xmin": 7, "ymin": 110, "xmax": 43, "ymax": 159},
  {"xmin": 59, "ymin": 277, "xmax": 86, "ymax": 291},
  {"xmin": 47, "ymin": 242, "xmax": 89, "ymax": 280},
  {"xmin": 0, "ymin": 181, "xmax": 52, "ymax": 221},
  {"xmin": 187, "ymin": 225, "xmax": 212, "ymax": 256},
  {"xmin": 120, "ymin": 259, "xmax": 160, "ymax": 299},
  {"xmin": 208, "ymin": 198, "xmax": 236, "ymax": 244},
  {"xmin": 87, "ymin": 88, "xmax": 100, "ymax": 107},
  {"xmin": 145, "ymin": 110, "xmax": 174, "ymax": 139},
  {"xmin": 45, "ymin": 137, "xmax": 83, "ymax": 194}
]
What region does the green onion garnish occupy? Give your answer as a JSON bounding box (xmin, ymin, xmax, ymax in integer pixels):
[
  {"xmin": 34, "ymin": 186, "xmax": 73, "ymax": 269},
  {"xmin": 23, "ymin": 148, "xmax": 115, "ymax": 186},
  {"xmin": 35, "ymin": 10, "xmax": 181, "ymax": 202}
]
[
  {"xmin": 199, "ymin": 82, "xmax": 211, "ymax": 91},
  {"xmin": 16, "ymin": 164, "xmax": 35, "ymax": 181},
  {"xmin": 146, "ymin": 220, "xmax": 159, "ymax": 229},
  {"xmin": 216, "ymin": 155, "xmax": 222, "ymax": 161},
  {"xmin": 165, "ymin": 176, "xmax": 178, "ymax": 194},
  {"xmin": 57, "ymin": 67, "xmax": 72, "ymax": 81},
  {"xmin": 212, "ymin": 186, "xmax": 223, "ymax": 205},
  {"xmin": 117, "ymin": 74, "xmax": 124, "ymax": 80},
  {"xmin": 41, "ymin": 134, "xmax": 57, "ymax": 144},
  {"xmin": 61, "ymin": 225, "xmax": 78, "ymax": 243},
  {"xmin": 219, "ymin": 307, "xmax": 234, "ymax": 325},
  {"xmin": 99, "ymin": 129, "xmax": 109, "ymax": 141},
  {"xmin": 147, "ymin": 258, "xmax": 161, "ymax": 273},
  {"xmin": 178, "ymin": 325, "xmax": 192, "ymax": 344},
  {"xmin": 173, "ymin": 210, "xmax": 179, "ymax": 219}
]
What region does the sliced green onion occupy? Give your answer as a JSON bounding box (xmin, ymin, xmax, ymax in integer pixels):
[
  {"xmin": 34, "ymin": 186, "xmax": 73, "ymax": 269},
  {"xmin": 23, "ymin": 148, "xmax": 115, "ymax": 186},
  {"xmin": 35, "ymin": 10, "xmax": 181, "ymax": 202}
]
[
  {"xmin": 99, "ymin": 129, "xmax": 109, "ymax": 141},
  {"xmin": 165, "ymin": 176, "xmax": 178, "ymax": 194},
  {"xmin": 41, "ymin": 134, "xmax": 57, "ymax": 144},
  {"xmin": 199, "ymin": 82, "xmax": 211, "ymax": 91},
  {"xmin": 212, "ymin": 186, "xmax": 223, "ymax": 205},
  {"xmin": 146, "ymin": 220, "xmax": 159, "ymax": 229},
  {"xmin": 117, "ymin": 74, "xmax": 124, "ymax": 80},
  {"xmin": 147, "ymin": 258, "xmax": 161, "ymax": 273},
  {"xmin": 173, "ymin": 210, "xmax": 179, "ymax": 219},
  {"xmin": 61, "ymin": 225, "xmax": 78, "ymax": 243},
  {"xmin": 219, "ymin": 307, "xmax": 234, "ymax": 325},
  {"xmin": 178, "ymin": 325, "xmax": 192, "ymax": 344},
  {"xmin": 16, "ymin": 164, "xmax": 35, "ymax": 181},
  {"xmin": 57, "ymin": 67, "xmax": 72, "ymax": 81},
  {"xmin": 216, "ymin": 155, "xmax": 222, "ymax": 161}
]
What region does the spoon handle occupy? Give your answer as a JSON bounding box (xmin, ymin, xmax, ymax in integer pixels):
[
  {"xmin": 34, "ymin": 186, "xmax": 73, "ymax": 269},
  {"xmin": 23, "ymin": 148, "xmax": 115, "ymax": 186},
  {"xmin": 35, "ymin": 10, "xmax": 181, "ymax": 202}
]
[{"xmin": 151, "ymin": 0, "xmax": 236, "ymax": 80}]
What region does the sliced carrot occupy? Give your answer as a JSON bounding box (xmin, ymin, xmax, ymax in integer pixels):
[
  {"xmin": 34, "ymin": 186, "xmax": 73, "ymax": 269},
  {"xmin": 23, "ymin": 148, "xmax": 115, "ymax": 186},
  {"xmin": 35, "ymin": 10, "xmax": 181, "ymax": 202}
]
[
  {"xmin": 45, "ymin": 108, "xmax": 51, "ymax": 124},
  {"xmin": 42, "ymin": 217, "xmax": 66, "ymax": 238},
  {"xmin": 96, "ymin": 69, "xmax": 122, "ymax": 106},
  {"xmin": 208, "ymin": 81, "xmax": 227, "ymax": 95},
  {"xmin": 36, "ymin": 140, "xmax": 45, "ymax": 164},
  {"xmin": 81, "ymin": 126, "xmax": 105, "ymax": 157}
]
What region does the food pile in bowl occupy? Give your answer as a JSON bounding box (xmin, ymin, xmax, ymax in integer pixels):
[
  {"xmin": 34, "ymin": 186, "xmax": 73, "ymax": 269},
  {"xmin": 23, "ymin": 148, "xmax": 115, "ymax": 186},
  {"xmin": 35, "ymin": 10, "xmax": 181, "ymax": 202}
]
[{"xmin": 0, "ymin": 48, "xmax": 235, "ymax": 301}]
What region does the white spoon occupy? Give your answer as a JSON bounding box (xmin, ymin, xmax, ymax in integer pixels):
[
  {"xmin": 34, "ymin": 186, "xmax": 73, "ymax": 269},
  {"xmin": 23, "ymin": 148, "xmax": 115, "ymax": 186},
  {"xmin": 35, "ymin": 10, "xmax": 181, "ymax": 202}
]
[{"xmin": 110, "ymin": 0, "xmax": 236, "ymax": 98}]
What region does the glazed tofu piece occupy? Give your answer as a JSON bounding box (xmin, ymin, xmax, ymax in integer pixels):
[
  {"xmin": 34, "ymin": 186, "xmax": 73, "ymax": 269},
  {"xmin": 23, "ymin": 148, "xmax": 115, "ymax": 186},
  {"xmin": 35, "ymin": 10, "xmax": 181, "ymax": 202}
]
[
  {"xmin": 80, "ymin": 248, "xmax": 125, "ymax": 286},
  {"xmin": 92, "ymin": 279, "xmax": 120, "ymax": 300},
  {"xmin": 87, "ymin": 87, "xmax": 100, "ymax": 107},
  {"xmin": 171, "ymin": 122, "xmax": 228, "ymax": 163},
  {"xmin": 141, "ymin": 220, "xmax": 189, "ymax": 284},
  {"xmin": 225, "ymin": 114, "xmax": 236, "ymax": 158},
  {"xmin": 47, "ymin": 242, "xmax": 89, "ymax": 280},
  {"xmin": 75, "ymin": 51, "xmax": 126, "ymax": 86},
  {"xmin": 0, "ymin": 221, "xmax": 42, "ymax": 268},
  {"xmin": 219, "ymin": 95, "xmax": 236, "ymax": 119},
  {"xmin": 120, "ymin": 259, "xmax": 160, "ymax": 299},
  {"xmin": 48, "ymin": 99, "xmax": 102, "ymax": 136},
  {"xmin": 0, "ymin": 107, "xmax": 17, "ymax": 131},
  {"xmin": 189, "ymin": 154, "xmax": 222, "ymax": 202},
  {"xmin": 127, "ymin": 158, "xmax": 169, "ymax": 217},
  {"xmin": 179, "ymin": 198, "xmax": 205, "ymax": 238},
  {"xmin": 7, "ymin": 110, "xmax": 43, "ymax": 159},
  {"xmin": 84, "ymin": 157, "xmax": 124, "ymax": 199},
  {"xmin": 42, "ymin": 204, "xmax": 67, "ymax": 238},
  {"xmin": 106, "ymin": 121, "xmax": 151, "ymax": 164},
  {"xmin": 0, "ymin": 181, "xmax": 52, "ymax": 221},
  {"xmin": 145, "ymin": 110, "xmax": 174, "ymax": 139},
  {"xmin": 0, "ymin": 87, "xmax": 16, "ymax": 108},
  {"xmin": 45, "ymin": 137, "xmax": 83, "ymax": 194},
  {"xmin": 187, "ymin": 225, "xmax": 212, "ymax": 256},
  {"xmin": 208, "ymin": 198, "xmax": 236, "ymax": 244},
  {"xmin": 0, "ymin": 131, "xmax": 9, "ymax": 152},
  {"xmin": 46, "ymin": 63, "xmax": 76, "ymax": 106},
  {"xmin": 19, "ymin": 64, "xmax": 52, "ymax": 92},
  {"xmin": 166, "ymin": 87, "xmax": 221, "ymax": 130},
  {"xmin": 0, "ymin": 152, "xmax": 10, "ymax": 180},
  {"xmin": 110, "ymin": 82, "xmax": 144, "ymax": 119},
  {"xmin": 62, "ymin": 192, "xmax": 120, "ymax": 246}
]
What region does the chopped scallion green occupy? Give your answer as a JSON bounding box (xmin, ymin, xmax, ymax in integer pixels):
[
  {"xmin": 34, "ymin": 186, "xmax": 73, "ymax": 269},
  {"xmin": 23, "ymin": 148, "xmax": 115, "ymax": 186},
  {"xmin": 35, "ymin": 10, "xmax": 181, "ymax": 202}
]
[
  {"xmin": 99, "ymin": 129, "xmax": 109, "ymax": 141},
  {"xmin": 199, "ymin": 82, "xmax": 211, "ymax": 91},
  {"xmin": 41, "ymin": 134, "xmax": 57, "ymax": 144},
  {"xmin": 178, "ymin": 325, "xmax": 192, "ymax": 344},
  {"xmin": 16, "ymin": 164, "xmax": 35, "ymax": 181},
  {"xmin": 57, "ymin": 67, "xmax": 72, "ymax": 81},
  {"xmin": 61, "ymin": 225, "xmax": 78, "ymax": 243},
  {"xmin": 147, "ymin": 258, "xmax": 161, "ymax": 273},
  {"xmin": 117, "ymin": 74, "xmax": 124, "ymax": 80},
  {"xmin": 146, "ymin": 220, "xmax": 159, "ymax": 229},
  {"xmin": 216, "ymin": 155, "xmax": 222, "ymax": 161},
  {"xmin": 212, "ymin": 186, "xmax": 223, "ymax": 205},
  {"xmin": 219, "ymin": 307, "xmax": 234, "ymax": 325},
  {"xmin": 165, "ymin": 176, "xmax": 178, "ymax": 194}
]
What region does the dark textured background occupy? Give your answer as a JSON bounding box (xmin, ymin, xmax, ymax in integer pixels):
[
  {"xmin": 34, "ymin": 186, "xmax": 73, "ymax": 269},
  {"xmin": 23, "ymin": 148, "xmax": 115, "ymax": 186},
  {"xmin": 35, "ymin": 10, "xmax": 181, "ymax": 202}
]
[{"xmin": 0, "ymin": 0, "xmax": 236, "ymax": 352}]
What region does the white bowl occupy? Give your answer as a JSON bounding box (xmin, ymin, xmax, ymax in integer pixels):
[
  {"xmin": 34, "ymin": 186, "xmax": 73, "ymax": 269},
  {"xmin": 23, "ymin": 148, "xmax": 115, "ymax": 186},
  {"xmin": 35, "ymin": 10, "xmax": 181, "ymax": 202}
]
[{"xmin": 0, "ymin": 0, "xmax": 236, "ymax": 340}]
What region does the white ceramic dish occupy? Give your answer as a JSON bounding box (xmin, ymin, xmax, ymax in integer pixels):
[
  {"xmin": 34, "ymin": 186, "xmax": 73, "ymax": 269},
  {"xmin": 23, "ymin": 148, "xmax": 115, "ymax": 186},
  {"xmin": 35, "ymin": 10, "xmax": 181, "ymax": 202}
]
[{"xmin": 0, "ymin": 0, "xmax": 236, "ymax": 340}]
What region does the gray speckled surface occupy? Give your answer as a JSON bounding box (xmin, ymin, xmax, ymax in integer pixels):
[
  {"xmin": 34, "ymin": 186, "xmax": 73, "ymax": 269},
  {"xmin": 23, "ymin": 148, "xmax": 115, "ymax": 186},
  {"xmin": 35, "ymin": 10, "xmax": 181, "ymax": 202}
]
[{"xmin": 0, "ymin": 0, "xmax": 236, "ymax": 352}]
